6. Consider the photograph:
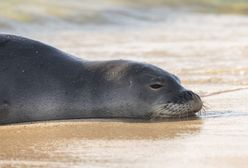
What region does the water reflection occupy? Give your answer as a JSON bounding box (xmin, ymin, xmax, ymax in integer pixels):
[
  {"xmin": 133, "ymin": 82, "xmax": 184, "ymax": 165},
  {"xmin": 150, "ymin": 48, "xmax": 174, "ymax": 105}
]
[
  {"xmin": 0, "ymin": 119, "xmax": 203, "ymax": 140},
  {"xmin": 199, "ymin": 111, "xmax": 248, "ymax": 119},
  {"xmin": 0, "ymin": 119, "xmax": 202, "ymax": 167}
]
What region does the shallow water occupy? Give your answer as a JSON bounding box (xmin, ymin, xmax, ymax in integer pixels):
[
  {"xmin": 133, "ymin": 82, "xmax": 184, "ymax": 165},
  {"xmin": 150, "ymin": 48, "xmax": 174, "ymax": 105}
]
[{"xmin": 1, "ymin": 2, "xmax": 248, "ymax": 168}]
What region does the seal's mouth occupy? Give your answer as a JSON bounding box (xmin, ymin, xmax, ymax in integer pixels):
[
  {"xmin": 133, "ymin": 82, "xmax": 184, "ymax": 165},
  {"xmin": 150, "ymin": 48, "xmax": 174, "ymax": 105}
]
[{"xmin": 151, "ymin": 91, "xmax": 203, "ymax": 119}]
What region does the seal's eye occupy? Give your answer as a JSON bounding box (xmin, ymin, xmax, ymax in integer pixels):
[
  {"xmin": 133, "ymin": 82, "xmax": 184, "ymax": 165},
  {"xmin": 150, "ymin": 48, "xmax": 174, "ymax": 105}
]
[{"xmin": 150, "ymin": 84, "xmax": 163, "ymax": 89}]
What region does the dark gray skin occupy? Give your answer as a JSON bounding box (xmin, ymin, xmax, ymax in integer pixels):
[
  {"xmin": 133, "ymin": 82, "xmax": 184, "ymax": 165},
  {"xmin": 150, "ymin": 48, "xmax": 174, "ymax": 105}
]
[{"xmin": 0, "ymin": 34, "xmax": 202, "ymax": 124}]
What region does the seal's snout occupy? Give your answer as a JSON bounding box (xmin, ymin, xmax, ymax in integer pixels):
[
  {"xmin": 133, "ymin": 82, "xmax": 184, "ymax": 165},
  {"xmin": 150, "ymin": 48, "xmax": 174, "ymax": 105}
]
[
  {"xmin": 151, "ymin": 89, "xmax": 203, "ymax": 119},
  {"xmin": 181, "ymin": 90, "xmax": 201, "ymax": 101},
  {"xmin": 180, "ymin": 90, "xmax": 203, "ymax": 112},
  {"xmin": 172, "ymin": 90, "xmax": 200, "ymax": 102},
  {"xmin": 179, "ymin": 90, "xmax": 195, "ymax": 101}
]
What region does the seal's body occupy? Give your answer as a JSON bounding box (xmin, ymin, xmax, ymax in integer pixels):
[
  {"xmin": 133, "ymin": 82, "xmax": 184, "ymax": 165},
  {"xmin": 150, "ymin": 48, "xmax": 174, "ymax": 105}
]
[{"xmin": 0, "ymin": 34, "xmax": 202, "ymax": 124}]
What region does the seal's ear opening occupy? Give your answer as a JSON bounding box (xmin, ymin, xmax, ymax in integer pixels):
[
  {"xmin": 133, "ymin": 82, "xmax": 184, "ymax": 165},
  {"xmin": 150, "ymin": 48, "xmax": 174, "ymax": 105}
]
[{"xmin": 150, "ymin": 84, "xmax": 163, "ymax": 90}]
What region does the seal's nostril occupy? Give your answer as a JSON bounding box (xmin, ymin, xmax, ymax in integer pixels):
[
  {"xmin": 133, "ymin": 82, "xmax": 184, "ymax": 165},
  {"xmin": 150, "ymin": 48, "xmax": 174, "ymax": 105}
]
[
  {"xmin": 183, "ymin": 91, "xmax": 189, "ymax": 98},
  {"xmin": 181, "ymin": 90, "xmax": 196, "ymax": 101}
]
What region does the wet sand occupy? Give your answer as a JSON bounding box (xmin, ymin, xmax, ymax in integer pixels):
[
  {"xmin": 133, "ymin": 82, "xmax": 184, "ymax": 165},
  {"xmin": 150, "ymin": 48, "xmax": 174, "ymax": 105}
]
[{"xmin": 1, "ymin": 6, "xmax": 248, "ymax": 168}]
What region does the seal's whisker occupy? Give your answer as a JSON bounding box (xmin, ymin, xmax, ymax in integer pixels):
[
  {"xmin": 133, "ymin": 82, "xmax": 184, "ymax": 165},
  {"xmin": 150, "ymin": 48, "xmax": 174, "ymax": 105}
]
[
  {"xmin": 197, "ymin": 101, "xmax": 208, "ymax": 116},
  {"xmin": 202, "ymin": 101, "xmax": 210, "ymax": 110},
  {"xmin": 150, "ymin": 104, "xmax": 166, "ymax": 119},
  {"xmin": 150, "ymin": 101, "xmax": 200, "ymax": 120}
]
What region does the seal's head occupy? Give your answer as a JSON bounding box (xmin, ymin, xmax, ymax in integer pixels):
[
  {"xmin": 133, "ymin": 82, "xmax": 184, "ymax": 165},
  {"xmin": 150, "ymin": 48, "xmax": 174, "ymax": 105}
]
[
  {"xmin": 123, "ymin": 62, "xmax": 203, "ymax": 119},
  {"xmin": 93, "ymin": 60, "xmax": 203, "ymax": 119}
]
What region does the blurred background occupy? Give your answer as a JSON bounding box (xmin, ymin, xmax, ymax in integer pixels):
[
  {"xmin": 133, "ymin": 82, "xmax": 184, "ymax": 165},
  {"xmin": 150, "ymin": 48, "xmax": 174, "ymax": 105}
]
[{"xmin": 1, "ymin": 0, "xmax": 248, "ymax": 29}]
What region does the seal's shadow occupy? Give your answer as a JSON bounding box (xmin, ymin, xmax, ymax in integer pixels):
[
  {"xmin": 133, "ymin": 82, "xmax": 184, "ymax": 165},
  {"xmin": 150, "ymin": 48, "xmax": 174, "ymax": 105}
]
[
  {"xmin": 0, "ymin": 115, "xmax": 203, "ymax": 140},
  {"xmin": 116, "ymin": 114, "xmax": 200, "ymax": 123}
]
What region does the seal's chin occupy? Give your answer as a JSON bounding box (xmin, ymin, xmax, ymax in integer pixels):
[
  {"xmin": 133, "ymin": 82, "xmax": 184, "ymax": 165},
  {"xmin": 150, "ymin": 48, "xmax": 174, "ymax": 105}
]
[{"xmin": 151, "ymin": 99, "xmax": 203, "ymax": 119}]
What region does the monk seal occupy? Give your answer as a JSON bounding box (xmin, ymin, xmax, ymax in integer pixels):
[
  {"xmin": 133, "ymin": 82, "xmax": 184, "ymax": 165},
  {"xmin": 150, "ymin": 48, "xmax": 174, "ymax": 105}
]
[{"xmin": 0, "ymin": 34, "xmax": 202, "ymax": 124}]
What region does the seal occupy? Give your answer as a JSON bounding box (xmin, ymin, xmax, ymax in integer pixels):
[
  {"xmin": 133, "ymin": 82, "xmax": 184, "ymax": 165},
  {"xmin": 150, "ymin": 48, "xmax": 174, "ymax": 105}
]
[{"xmin": 0, "ymin": 34, "xmax": 202, "ymax": 124}]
